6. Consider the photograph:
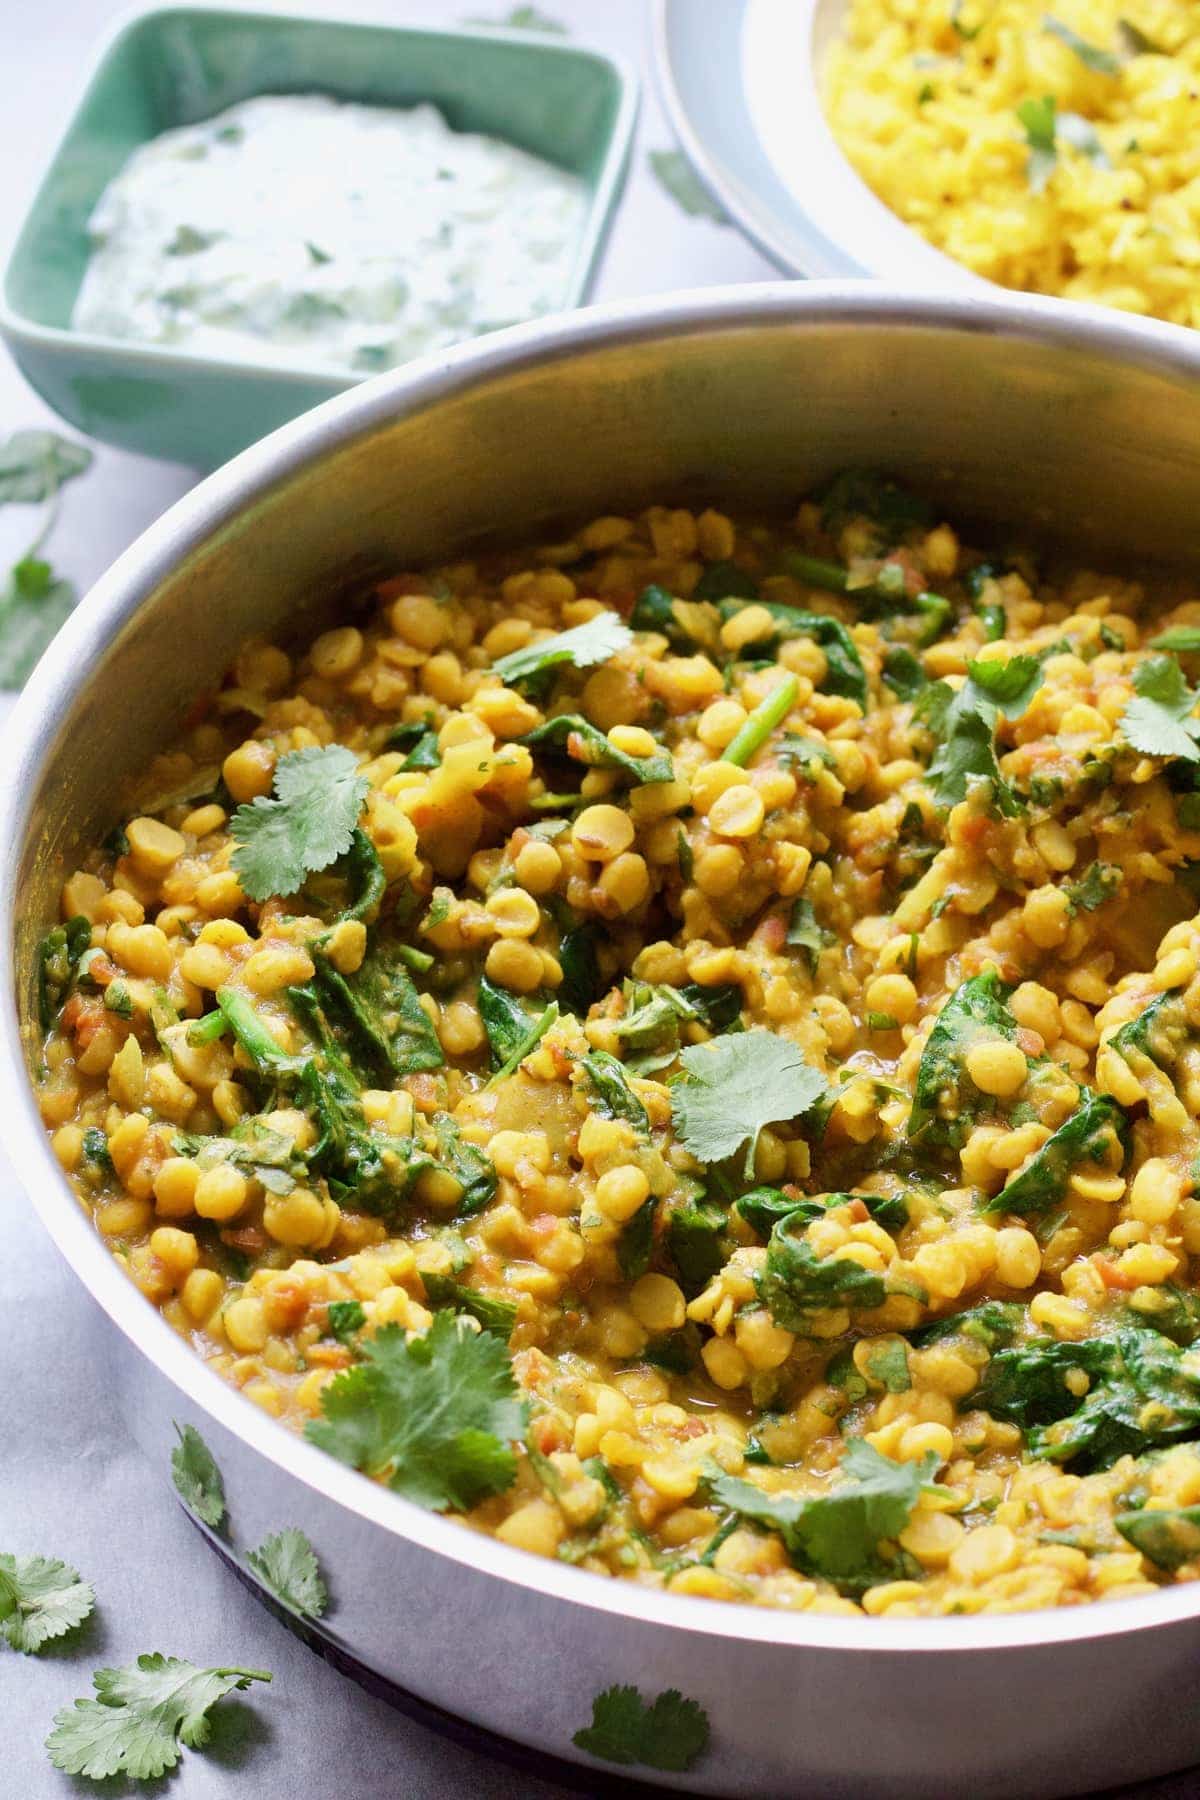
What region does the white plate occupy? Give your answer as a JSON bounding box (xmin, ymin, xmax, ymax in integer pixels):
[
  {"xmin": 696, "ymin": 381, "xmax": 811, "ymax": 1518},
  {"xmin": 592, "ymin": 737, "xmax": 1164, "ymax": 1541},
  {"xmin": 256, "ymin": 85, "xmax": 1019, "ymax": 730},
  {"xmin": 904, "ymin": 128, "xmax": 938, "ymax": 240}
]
[{"xmin": 654, "ymin": 0, "xmax": 985, "ymax": 289}]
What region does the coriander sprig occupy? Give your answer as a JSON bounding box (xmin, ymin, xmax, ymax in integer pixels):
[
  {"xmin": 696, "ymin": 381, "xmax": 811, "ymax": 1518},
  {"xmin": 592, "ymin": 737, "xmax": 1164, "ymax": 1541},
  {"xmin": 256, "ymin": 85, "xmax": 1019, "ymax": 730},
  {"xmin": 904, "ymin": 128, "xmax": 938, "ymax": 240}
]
[{"xmin": 229, "ymin": 743, "xmax": 369, "ymax": 900}]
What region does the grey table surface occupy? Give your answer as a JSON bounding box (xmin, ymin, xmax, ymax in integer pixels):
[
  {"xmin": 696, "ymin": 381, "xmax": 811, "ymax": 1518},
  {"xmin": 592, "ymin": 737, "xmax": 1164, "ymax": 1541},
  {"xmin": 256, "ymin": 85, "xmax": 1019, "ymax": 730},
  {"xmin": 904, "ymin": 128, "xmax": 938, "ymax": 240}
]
[{"xmin": 1, "ymin": 3, "xmax": 1198, "ymax": 1797}]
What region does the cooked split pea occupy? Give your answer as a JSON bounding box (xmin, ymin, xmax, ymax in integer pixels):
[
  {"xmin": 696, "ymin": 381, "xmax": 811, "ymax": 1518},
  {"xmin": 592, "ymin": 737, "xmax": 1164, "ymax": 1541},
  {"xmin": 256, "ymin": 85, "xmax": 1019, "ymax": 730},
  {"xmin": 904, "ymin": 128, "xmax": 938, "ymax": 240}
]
[{"xmin": 36, "ymin": 489, "xmax": 1200, "ymax": 1623}]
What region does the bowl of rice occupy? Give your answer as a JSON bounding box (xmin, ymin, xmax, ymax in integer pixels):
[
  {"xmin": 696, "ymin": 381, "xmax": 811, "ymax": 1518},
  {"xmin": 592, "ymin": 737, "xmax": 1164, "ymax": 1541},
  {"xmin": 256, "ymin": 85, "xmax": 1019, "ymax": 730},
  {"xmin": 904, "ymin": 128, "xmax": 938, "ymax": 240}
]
[{"xmin": 744, "ymin": 0, "xmax": 1200, "ymax": 327}]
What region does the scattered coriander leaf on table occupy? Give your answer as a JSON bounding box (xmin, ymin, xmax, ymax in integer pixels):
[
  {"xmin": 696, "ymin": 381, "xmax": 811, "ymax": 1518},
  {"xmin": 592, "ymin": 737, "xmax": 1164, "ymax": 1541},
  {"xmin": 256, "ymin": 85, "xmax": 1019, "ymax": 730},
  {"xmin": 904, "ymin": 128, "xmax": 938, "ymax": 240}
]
[
  {"xmin": 466, "ymin": 4, "xmax": 567, "ymax": 29},
  {"xmin": 46, "ymin": 1654, "xmax": 271, "ymax": 1782},
  {"xmin": 230, "ymin": 743, "xmax": 369, "ymax": 899},
  {"xmin": 491, "ymin": 611, "xmax": 631, "ymax": 691},
  {"xmin": 0, "ymin": 429, "xmax": 92, "ymax": 504},
  {"xmin": 649, "ymin": 149, "xmax": 730, "ymax": 225},
  {"xmin": 0, "ymin": 555, "xmax": 79, "ymax": 689},
  {"xmin": 171, "ymin": 1422, "xmax": 227, "ymax": 1529},
  {"xmin": 573, "ymin": 1684, "xmax": 711, "ymax": 1772},
  {"xmin": 0, "ymin": 1554, "xmax": 95, "ymax": 1653},
  {"xmin": 670, "ymin": 1028, "xmax": 827, "ymax": 1176},
  {"xmin": 246, "ymin": 1528, "xmax": 328, "ymax": 1619},
  {"xmin": 307, "ymin": 1310, "xmax": 527, "ymax": 1511}
]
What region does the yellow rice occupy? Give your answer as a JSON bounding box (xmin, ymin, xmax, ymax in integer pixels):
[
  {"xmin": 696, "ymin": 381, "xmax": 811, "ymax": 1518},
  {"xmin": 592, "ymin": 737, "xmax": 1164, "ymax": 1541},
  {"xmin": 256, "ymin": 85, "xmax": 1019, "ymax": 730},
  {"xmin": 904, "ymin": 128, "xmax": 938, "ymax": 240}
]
[{"xmin": 822, "ymin": 1, "xmax": 1200, "ymax": 327}]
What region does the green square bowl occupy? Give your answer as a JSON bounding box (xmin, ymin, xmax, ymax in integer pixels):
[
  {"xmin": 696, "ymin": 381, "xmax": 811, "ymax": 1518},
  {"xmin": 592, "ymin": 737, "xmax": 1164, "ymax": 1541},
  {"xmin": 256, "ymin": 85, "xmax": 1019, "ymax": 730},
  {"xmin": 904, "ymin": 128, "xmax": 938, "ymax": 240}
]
[{"xmin": 0, "ymin": 4, "xmax": 637, "ymax": 468}]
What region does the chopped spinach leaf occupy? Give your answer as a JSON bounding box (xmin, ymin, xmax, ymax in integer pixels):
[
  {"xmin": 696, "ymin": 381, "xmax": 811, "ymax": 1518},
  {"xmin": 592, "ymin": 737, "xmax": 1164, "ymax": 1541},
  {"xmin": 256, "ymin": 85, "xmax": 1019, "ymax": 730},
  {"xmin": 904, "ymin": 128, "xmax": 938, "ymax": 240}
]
[
  {"xmin": 985, "ymin": 1090, "xmax": 1124, "ymax": 1216},
  {"xmin": 757, "ymin": 1214, "xmax": 886, "ymax": 1332},
  {"xmin": 909, "ymin": 969, "xmax": 1018, "ymax": 1152},
  {"xmin": 521, "ymin": 713, "xmax": 673, "ymax": 786},
  {"xmin": 1116, "ymin": 1506, "xmax": 1200, "ymax": 1570}
]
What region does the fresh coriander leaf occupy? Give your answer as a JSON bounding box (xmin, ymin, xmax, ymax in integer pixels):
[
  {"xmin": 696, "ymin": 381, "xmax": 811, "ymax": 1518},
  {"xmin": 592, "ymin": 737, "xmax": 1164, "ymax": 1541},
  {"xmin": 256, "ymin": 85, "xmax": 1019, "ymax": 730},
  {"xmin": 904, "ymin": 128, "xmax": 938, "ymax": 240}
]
[
  {"xmin": 0, "ymin": 1555, "xmax": 95, "ymax": 1653},
  {"xmin": 422, "ymin": 1272, "xmax": 518, "ymax": 1339},
  {"xmin": 0, "ymin": 555, "xmax": 79, "ymax": 689},
  {"xmin": 326, "ymin": 1299, "xmax": 366, "ymax": 1344},
  {"xmin": 307, "ymin": 1311, "xmax": 527, "ymax": 1511},
  {"xmin": 670, "ymin": 1028, "xmax": 827, "ymax": 1176},
  {"xmin": 916, "ymin": 659, "xmax": 1031, "ymax": 814},
  {"xmin": 573, "ymin": 1684, "xmax": 710, "ymax": 1772},
  {"xmin": 46, "ymin": 1655, "xmax": 271, "ymax": 1781},
  {"xmin": 965, "ymin": 652, "xmax": 1041, "ymax": 717},
  {"xmin": 862, "ymin": 1338, "xmax": 911, "ymax": 1393},
  {"xmin": 649, "ymin": 149, "xmax": 730, "ymax": 224},
  {"xmin": 1120, "ymin": 656, "xmax": 1200, "ymax": 762},
  {"xmin": 1043, "ymin": 14, "xmax": 1119, "ymax": 72},
  {"xmin": 491, "ymin": 612, "xmax": 631, "ymax": 690},
  {"xmin": 170, "ymin": 1424, "xmax": 226, "ymax": 1530},
  {"xmin": 1064, "ymin": 861, "xmax": 1122, "ymax": 913},
  {"xmin": 230, "ymin": 744, "xmax": 369, "ymax": 900},
  {"xmin": 0, "ymin": 429, "xmax": 92, "ymax": 504},
  {"xmin": 788, "ymin": 897, "xmax": 835, "ymax": 975},
  {"xmin": 709, "ymin": 1440, "xmax": 937, "ymax": 1595},
  {"xmin": 37, "ymin": 914, "xmax": 91, "ymax": 1027},
  {"xmin": 776, "ymin": 733, "xmax": 837, "ymax": 778},
  {"xmin": 1018, "ymin": 93, "xmax": 1059, "ymax": 189},
  {"xmin": 245, "ymin": 1528, "xmax": 328, "ymax": 1618}
]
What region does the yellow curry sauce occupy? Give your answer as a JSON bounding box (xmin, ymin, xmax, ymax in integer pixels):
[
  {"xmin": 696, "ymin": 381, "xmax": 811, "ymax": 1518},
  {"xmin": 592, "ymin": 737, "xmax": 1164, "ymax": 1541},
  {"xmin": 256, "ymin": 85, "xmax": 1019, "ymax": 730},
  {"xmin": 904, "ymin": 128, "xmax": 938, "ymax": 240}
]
[{"xmin": 33, "ymin": 479, "xmax": 1200, "ymax": 1616}]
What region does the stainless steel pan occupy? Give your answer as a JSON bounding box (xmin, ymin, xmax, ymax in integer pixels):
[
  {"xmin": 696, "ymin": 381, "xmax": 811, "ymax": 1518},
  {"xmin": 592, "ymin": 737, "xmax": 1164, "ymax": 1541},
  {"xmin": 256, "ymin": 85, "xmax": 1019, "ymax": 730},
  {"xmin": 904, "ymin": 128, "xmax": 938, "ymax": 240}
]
[{"xmin": 7, "ymin": 286, "xmax": 1200, "ymax": 1799}]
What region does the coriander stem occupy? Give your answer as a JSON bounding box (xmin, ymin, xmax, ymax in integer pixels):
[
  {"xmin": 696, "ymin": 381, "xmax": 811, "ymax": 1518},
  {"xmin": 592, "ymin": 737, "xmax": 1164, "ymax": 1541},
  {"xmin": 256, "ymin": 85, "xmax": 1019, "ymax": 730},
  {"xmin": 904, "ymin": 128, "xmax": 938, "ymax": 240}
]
[
  {"xmin": 722, "ymin": 675, "xmax": 799, "ymax": 767},
  {"xmin": 780, "ymin": 550, "xmax": 849, "ymax": 594},
  {"xmin": 781, "ymin": 548, "xmax": 952, "ymax": 631},
  {"xmin": 487, "ymin": 1002, "xmax": 558, "ymax": 1089},
  {"xmin": 216, "ymin": 986, "xmax": 302, "ymax": 1075},
  {"xmin": 187, "ymin": 1009, "xmax": 228, "ymax": 1046}
]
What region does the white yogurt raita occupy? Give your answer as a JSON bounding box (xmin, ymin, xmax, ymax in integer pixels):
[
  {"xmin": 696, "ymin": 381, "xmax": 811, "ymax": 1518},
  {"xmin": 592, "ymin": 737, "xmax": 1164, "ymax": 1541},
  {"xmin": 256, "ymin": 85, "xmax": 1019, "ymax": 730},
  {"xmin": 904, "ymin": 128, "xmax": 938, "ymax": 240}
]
[{"xmin": 72, "ymin": 95, "xmax": 590, "ymax": 373}]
